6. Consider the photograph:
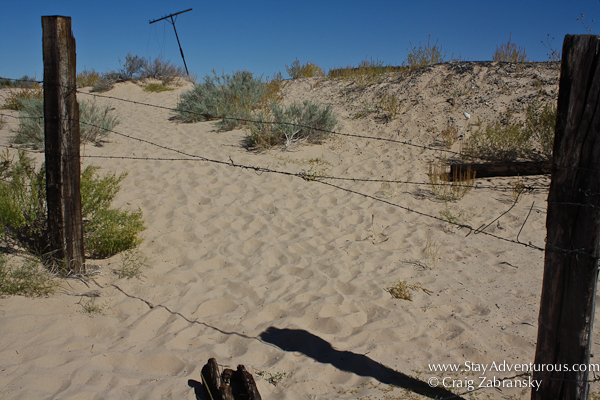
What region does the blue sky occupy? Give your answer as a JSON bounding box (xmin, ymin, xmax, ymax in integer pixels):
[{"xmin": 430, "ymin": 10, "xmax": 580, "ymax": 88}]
[{"xmin": 1, "ymin": 0, "xmax": 598, "ymax": 82}]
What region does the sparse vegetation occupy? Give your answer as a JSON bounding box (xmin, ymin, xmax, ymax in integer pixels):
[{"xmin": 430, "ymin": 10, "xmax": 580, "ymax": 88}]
[
  {"xmin": 428, "ymin": 161, "xmax": 475, "ymax": 201},
  {"xmin": 328, "ymin": 57, "xmax": 403, "ymax": 80},
  {"xmin": 12, "ymin": 97, "xmax": 119, "ymax": 148},
  {"xmin": 440, "ymin": 124, "xmax": 459, "ymax": 148},
  {"xmin": 0, "ymin": 255, "xmax": 56, "ymax": 297},
  {"xmin": 0, "ymin": 150, "xmax": 145, "ymax": 261},
  {"xmin": 172, "ymin": 69, "xmax": 264, "ymax": 130},
  {"xmin": 286, "ymin": 59, "xmax": 325, "ymax": 79},
  {"xmin": 115, "ymin": 248, "xmax": 149, "ymax": 279},
  {"xmin": 424, "ymin": 233, "xmax": 441, "ymax": 269},
  {"xmin": 77, "ymin": 69, "xmax": 100, "ymax": 88},
  {"xmin": 1, "ymin": 87, "xmax": 44, "ymax": 111},
  {"xmin": 406, "ymin": 35, "xmax": 446, "ymax": 68},
  {"xmin": 143, "ymin": 82, "xmax": 174, "ymax": 93},
  {"xmin": 385, "ymin": 280, "xmax": 432, "ymax": 301},
  {"xmin": 463, "ymin": 99, "xmax": 556, "ymax": 162},
  {"xmin": 245, "ymin": 100, "xmax": 338, "ymax": 149},
  {"xmin": 493, "ymin": 34, "xmax": 528, "ymax": 63},
  {"xmin": 78, "ymin": 297, "xmax": 109, "ymax": 315}
]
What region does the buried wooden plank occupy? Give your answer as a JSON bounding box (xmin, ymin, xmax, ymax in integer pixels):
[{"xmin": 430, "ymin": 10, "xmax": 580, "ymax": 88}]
[{"xmin": 447, "ymin": 160, "xmax": 551, "ymax": 180}]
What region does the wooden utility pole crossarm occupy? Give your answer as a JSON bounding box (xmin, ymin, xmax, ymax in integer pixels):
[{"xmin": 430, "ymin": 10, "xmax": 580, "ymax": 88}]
[
  {"xmin": 532, "ymin": 34, "xmax": 600, "ymax": 399},
  {"xmin": 42, "ymin": 16, "xmax": 85, "ymax": 273},
  {"xmin": 149, "ymin": 8, "xmax": 192, "ymax": 76}
]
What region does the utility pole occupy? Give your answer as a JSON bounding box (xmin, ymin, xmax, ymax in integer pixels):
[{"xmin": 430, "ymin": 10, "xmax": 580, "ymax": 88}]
[{"xmin": 149, "ymin": 8, "xmax": 192, "ymax": 76}]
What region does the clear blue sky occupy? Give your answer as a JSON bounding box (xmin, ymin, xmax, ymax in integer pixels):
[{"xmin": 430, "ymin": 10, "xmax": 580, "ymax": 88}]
[{"xmin": 1, "ymin": 0, "xmax": 598, "ymax": 82}]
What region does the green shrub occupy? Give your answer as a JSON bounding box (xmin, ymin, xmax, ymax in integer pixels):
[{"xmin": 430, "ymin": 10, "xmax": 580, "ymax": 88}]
[
  {"xmin": 464, "ymin": 111, "xmax": 532, "ymax": 161},
  {"xmin": 172, "ymin": 70, "xmax": 264, "ymax": 131},
  {"xmin": 464, "ymin": 100, "xmax": 556, "ymax": 162},
  {"xmin": 12, "ymin": 98, "xmax": 119, "ymax": 148},
  {"xmin": 0, "ymin": 150, "xmax": 145, "ymax": 259},
  {"xmin": 77, "ymin": 69, "xmax": 100, "ymax": 88},
  {"xmin": 406, "ymin": 35, "xmax": 446, "ymax": 68},
  {"xmin": 493, "ymin": 34, "xmax": 528, "ymax": 63},
  {"xmin": 524, "ymin": 100, "xmax": 556, "ymax": 159},
  {"xmin": 91, "ymin": 77, "xmax": 115, "ymax": 93},
  {"xmin": 0, "ymin": 255, "xmax": 56, "ymax": 297},
  {"xmin": 143, "ymin": 82, "xmax": 174, "ymax": 93},
  {"xmin": 245, "ymin": 100, "xmax": 338, "ymax": 149},
  {"xmin": 286, "ymin": 59, "xmax": 325, "ymax": 79}
]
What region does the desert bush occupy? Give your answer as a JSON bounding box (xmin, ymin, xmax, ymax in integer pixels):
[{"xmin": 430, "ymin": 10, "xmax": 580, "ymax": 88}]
[
  {"xmin": 80, "ymin": 166, "xmax": 146, "ymax": 258},
  {"xmin": 0, "ymin": 78, "xmax": 12, "ymax": 88},
  {"xmin": 117, "ymin": 52, "xmax": 146, "ymax": 81},
  {"xmin": 245, "ymin": 100, "xmax": 338, "ymax": 149},
  {"xmin": 90, "ymin": 76, "xmax": 116, "ymax": 93},
  {"xmin": 4, "ymin": 75, "xmax": 40, "ymax": 89},
  {"xmin": 172, "ymin": 70, "xmax": 264, "ymax": 130},
  {"xmin": 524, "ymin": 100, "xmax": 556, "ymax": 159},
  {"xmin": 12, "ymin": 98, "xmax": 119, "ymax": 148},
  {"xmin": 493, "ymin": 34, "xmax": 528, "ymax": 63},
  {"xmin": 286, "ymin": 59, "xmax": 325, "ymax": 79},
  {"xmin": 77, "ymin": 69, "xmax": 100, "ymax": 88},
  {"xmin": 440, "ymin": 124, "xmax": 459, "ymax": 148},
  {"xmin": 141, "ymin": 55, "xmax": 186, "ymax": 84},
  {"xmin": 463, "ymin": 111, "xmax": 532, "ymax": 161},
  {"xmin": 1, "ymin": 88, "xmax": 44, "ymax": 111},
  {"xmin": 0, "ymin": 255, "xmax": 56, "ymax": 297},
  {"xmin": 0, "ymin": 150, "xmax": 145, "ymax": 259},
  {"xmin": 406, "ymin": 35, "xmax": 446, "ymax": 68}
]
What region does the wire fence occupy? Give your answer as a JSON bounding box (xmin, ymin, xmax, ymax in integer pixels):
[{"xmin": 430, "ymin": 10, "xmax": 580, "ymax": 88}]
[
  {"xmin": 0, "ymin": 80, "xmax": 551, "ymax": 253},
  {"xmin": 5, "ymin": 75, "xmax": 600, "ymax": 396}
]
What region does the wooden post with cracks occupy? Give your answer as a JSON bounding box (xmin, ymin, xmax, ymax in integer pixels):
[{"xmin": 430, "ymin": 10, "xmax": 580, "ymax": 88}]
[
  {"xmin": 532, "ymin": 34, "xmax": 600, "ymax": 399},
  {"xmin": 42, "ymin": 16, "xmax": 85, "ymax": 274}
]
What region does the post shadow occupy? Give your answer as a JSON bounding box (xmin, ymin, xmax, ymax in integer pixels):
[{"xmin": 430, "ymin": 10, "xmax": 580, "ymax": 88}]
[{"xmin": 259, "ymin": 326, "xmax": 464, "ymax": 399}]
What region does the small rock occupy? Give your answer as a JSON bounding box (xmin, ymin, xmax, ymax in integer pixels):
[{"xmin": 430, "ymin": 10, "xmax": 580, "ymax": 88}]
[{"xmin": 464, "ymin": 112, "xmax": 471, "ymax": 119}]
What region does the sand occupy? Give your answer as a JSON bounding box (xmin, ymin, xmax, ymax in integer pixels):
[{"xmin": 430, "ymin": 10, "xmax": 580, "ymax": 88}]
[{"xmin": 1, "ymin": 62, "xmax": 598, "ymax": 399}]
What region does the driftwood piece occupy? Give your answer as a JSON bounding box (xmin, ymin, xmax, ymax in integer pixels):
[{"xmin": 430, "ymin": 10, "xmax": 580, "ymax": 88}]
[
  {"xmin": 200, "ymin": 359, "xmax": 262, "ymax": 400},
  {"xmin": 448, "ymin": 161, "xmax": 551, "ymax": 180},
  {"xmin": 220, "ymin": 369, "xmax": 235, "ymax": 400},
  {"xmin": 236, "ymin": 365, "xmax": 262, "ymax": 400}
]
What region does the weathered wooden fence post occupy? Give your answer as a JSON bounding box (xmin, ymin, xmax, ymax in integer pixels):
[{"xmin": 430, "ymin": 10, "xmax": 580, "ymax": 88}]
[
  {"xmin": 42, "ymin": 16, "xmax": 85, "ymax": 273},
  {"xmin": 532, "ymin": 34, "xmax": 600, "ymax": 399}
]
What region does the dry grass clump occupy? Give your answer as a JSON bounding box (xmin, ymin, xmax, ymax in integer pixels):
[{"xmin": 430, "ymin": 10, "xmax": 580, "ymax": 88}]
[
  {"xmin": 77, "ymin": 69, "xmax": 100, "ymax": 88},
  {"xmin": 406, "ymin": 35, "xmax": 446, "ymax": 68},
  {"xmin": 286, "ymin": 59, "xmax": 325, "ymax": 79},
  {"xmin": 385, "ymin": 280, "xmax": 432, "ymax": 301},
  {"xmin": 440, "ymin": 124, "xmax": 459, "ymax": 148},
  {"xmin": 115, "ymin": 248, "xmax": 149, "ymax": 279},
  {"xmin": 424, "ymin": 233, "xmax": 441, "ymax": 269},
  {"xmin": 328, "ymin": 57, "xmax": 405, "ymax": 80},
  {"xmin": 428, "ymin": 161, "xmax": 475, "ymax": 201},
  {"xmin": 493, "ymin": 34, "xmax": 528, "ymax": 63},
  {"xmin": 0, "ymin": 255, "xmax": 56, "ymax": 297},
  {"xmin": 1, "ymin": 87, "xmax": 43, "ymax": 111}
]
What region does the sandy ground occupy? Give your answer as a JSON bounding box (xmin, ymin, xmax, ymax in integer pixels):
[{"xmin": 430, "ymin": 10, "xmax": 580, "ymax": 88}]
[{"xmin": 1, "ymin": 62, "xmax": 599, "ymax": 399}]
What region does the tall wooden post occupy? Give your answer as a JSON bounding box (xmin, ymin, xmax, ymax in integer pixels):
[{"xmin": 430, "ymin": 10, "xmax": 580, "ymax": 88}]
[
  {"xmin": 532, "ymin": 34, "xmax": 600, "ymax": 399},
  {"xmin": 42, "ymin": 16, "xmax": 85, "ymax": 273}
]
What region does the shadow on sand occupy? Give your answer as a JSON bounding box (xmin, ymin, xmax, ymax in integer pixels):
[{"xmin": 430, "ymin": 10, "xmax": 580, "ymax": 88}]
[{"xmin": 258, "ymin": 326, "xmax": 464, "ymax": 399}]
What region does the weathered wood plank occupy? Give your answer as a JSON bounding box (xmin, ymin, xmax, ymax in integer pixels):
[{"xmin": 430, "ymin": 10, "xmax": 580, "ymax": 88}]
[
  {"xmin": 42, "ymin": 16, "xmax": 85, "ymax": 273},
  {"xmin": 448, "ymin": 161, "xmax": 551, "ymax": 180},
  {"xmin": 532, "ymin": 34, "xmax": 600, "ymax": 400}
]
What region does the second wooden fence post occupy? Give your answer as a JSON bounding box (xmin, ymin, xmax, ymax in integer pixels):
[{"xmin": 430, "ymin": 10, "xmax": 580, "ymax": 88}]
[{"xmin": 532, "ymin": 34, "xmax": 600, "ymax": 399}]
